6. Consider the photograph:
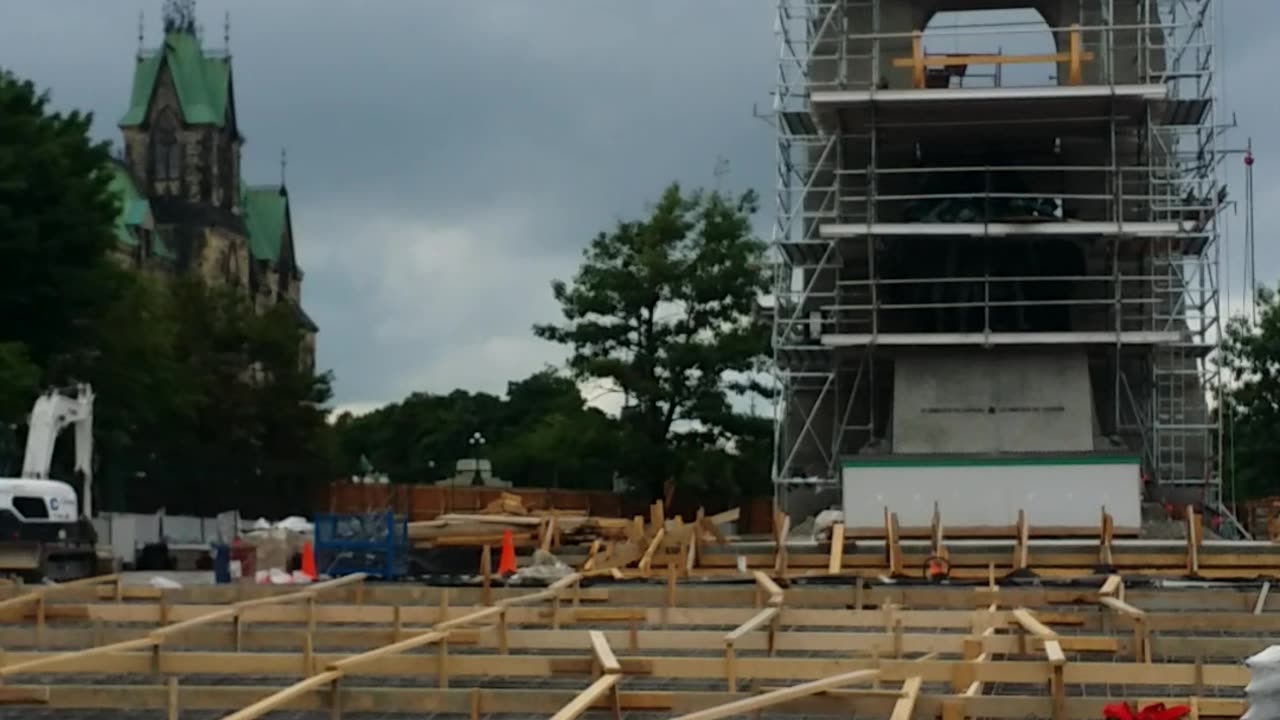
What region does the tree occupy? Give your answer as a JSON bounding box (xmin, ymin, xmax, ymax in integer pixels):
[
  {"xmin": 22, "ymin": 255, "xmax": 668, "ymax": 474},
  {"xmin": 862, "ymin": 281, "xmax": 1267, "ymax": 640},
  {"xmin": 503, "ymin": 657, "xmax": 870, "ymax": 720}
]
[
  {"xmin": 331, "ymin": 369, "xmax": 625, "ymax": 491},
  {"xmin": 0, "ymin": 70, "xmax": 122, "ymax": 384},
  {"xmin": 534, "ymin": 183, "xmax": 770, "ymax": 496},
  {"xmin": 1221, "ymin": 286, "xmax": 1280, "ymax": 500}
]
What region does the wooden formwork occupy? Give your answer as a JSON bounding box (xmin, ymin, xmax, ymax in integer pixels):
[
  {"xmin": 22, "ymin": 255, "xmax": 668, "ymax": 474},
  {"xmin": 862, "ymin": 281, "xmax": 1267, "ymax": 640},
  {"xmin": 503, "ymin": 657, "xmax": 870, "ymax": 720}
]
[{"xmin": 0, "ymin": 568, "xmax": 1272, "ymax": 719}]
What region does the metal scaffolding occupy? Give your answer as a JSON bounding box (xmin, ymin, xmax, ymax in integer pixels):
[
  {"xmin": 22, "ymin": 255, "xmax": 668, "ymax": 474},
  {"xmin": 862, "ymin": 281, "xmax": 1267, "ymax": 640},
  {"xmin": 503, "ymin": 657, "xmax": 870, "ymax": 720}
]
[{"xmin": 770, "ymin": 0, "xmax": 1226, "ymax": 510}]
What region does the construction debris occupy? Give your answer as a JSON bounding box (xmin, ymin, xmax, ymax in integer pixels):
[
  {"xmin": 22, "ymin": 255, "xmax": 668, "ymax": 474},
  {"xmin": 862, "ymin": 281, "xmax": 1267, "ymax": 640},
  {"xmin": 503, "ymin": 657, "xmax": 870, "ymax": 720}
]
[{"xmin": 507, "ymin": 549, "xmax": 573, "ymax": 585}]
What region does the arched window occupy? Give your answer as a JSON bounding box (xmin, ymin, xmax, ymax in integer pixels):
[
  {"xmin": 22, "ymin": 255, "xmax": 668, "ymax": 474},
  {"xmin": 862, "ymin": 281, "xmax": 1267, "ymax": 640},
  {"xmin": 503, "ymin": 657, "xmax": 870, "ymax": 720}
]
[
  {"xmin": 151, "ymin": 110, "xmax": 181, "ymax": 183},
  {"xmin": 922, "ymin": 8, "xmax": 1057, "ymax": 88}
]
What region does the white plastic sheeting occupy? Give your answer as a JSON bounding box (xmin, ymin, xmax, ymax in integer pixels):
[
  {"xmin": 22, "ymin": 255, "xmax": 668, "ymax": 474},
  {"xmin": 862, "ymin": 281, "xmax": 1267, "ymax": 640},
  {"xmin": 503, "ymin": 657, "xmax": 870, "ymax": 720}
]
[{"xmin": 1244, "ymin": 646, "xmax": 1280, "ymax": 720}]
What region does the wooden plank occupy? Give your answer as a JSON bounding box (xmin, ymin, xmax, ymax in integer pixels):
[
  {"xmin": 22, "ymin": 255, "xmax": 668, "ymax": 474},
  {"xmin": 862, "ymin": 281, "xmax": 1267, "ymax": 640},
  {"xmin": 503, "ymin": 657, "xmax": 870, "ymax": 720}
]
[
  {"xmin": 724, "ymin": 607, "xmax": 780, "ymax": 643},
  {"xmin": 1044, "ymin": 639, "xmax": 1066, "ymax": 665},
  {"xmin": 1099, "ymin": 574, "xmax": 1122, "ymax": 597},
  {"xmin": 0, "ymin": 636, "xmax": 157, "ymax": 677},
  {"xmin": 327, "ymin": 632, "xmax": 447, "ymax": 672},
  {"xmin": 549, "ymin": 674, "xmax": 621, "ymax": 720},
  {"xmin": 638, "ymin": 529, "xmax": 666, "ymax": 575},
  {"xmin": 1011, "ymin": 608, "xmax": 1057, "ymax": 639},
  {"xmin": 670, "ymin": 669, "xmax": 879, "ymax": 720},
  {"xmin": 0, "ymin": 686, "xmax": 50, "ymax": 705},
  {"xmin": 589, "ymin": 631, "xmax": 620, "ymax": 674},
  {"xmin": 707, "ymin": 508, "xmax": 740, "ymax": 526},
  {"xmin": 220, "ymin": 669, "xmax": 341, "ymax": 720},
  {"xmin": 892, "ymin": 50, "xmax": 1096, "ymax": 68},
  {"xmin": 1099, "ymin": 596, "xmax": 1146, "ymax": 619},
  {"xmin": 827, "ymin": 524, "xmax": 845, "ymax": 574},
  {"xmin": 889, "ymin": 676, "xmax": 922, "ymax": 720},
  {"xmin": 753, "ymin": 572, "xmax": 784, "ymax": 605},
  {"xmin": 0, "ymin": 683, "xmax": 1250, "ymax": 717}
]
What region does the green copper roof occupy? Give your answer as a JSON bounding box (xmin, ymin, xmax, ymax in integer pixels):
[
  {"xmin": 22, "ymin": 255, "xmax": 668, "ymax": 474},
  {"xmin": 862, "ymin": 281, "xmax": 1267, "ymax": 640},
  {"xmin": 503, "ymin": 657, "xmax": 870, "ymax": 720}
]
[
  {"xmin": 107, "ymin": 163, "xmax": 150, "ymax": 247},
  {"xmin": 106, "ymin": 163, "xmax": 175, "ymax": 260},
  {"xmin": 120, "ymin": 31, "xmax": 231, "ymax": 127},
  {"xmin": 242, "ymin": 185, "xmax": 288, "ymax": 263}
]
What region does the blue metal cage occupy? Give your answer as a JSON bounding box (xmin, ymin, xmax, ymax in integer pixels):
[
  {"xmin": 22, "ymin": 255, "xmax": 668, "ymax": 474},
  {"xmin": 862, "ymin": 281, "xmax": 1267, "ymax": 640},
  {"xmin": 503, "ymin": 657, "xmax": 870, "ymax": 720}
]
[{"xmin": 313, "ymin": 511, "xmax": 409, "ymax": 579}]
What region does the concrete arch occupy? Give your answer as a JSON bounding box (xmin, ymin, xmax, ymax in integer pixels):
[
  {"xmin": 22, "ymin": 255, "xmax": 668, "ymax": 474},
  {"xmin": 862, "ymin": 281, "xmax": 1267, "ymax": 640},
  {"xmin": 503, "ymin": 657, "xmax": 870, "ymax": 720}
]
[
  {"xmin": 859, "ymin": 0, "xmax": 1164, "ymax": 89},
  {"xmin": 921, "ymin": 7, "xmax": 1058, "ymax": 87}
]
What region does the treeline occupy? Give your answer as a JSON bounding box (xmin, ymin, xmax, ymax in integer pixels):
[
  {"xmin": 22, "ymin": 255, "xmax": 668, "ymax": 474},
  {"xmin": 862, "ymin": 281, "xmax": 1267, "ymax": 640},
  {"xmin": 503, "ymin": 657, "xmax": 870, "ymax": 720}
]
[
  {"xmin": 0, "ymin": 70, "xmax": 332, "ymax": 517},
  {"xmin": 331, "ymin": 370, "xmax": 773, "ymax": 503},
  {"xmin": 3, "ymin": 66, "xmax": 778, "ymax": 515}
]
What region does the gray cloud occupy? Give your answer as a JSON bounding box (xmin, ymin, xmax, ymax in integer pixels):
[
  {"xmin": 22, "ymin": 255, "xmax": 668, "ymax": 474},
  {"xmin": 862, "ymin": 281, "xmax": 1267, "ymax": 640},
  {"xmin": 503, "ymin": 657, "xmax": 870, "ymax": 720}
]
[{"xmin": 2, "ymin": 0, "xmax": 1275, "ymax": 412}]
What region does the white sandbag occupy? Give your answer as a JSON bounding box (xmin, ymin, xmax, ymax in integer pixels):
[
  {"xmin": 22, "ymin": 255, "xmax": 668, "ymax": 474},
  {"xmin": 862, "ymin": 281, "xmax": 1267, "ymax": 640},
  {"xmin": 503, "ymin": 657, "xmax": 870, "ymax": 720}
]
[
  {"xmin": 276, "ymin": 516, "xmax": 313, "ymax": 534},
  {"xmin": 1242, "ymin": 699, "xmax": 1280, "ymax": 720},
  {"xmin": 149, "ymin": 576, "xmax": 183, "ymax": 590},
  {"xmin": 1246, "ymin": 645, "xmax": 1280, "ymax": 669},
  {"xmin": 1246, "ymin": 672, "xmax": 1280, "ymax": 696},
  {"xmin": 812, "ymin": 509, "xmax": 844, "ymax": 543}
]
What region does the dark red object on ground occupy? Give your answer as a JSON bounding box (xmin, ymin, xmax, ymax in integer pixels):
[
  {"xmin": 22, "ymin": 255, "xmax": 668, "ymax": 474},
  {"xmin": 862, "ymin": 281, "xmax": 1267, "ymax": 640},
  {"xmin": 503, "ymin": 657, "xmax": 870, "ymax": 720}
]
[{"xmin": 1103, "ymin": 701, "xmax": 1191, "ymax": 720}]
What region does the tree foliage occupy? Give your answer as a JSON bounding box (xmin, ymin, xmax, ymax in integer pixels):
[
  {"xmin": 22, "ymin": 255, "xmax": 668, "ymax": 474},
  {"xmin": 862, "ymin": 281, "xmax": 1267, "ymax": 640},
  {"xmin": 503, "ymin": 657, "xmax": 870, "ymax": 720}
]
[
  {"xmin": 534, "ymin": 183, "xmax": 770, "ymax": 495},
  {"xmin": 1221, "ymin": 286, "xmax": 1280, "ymax": 501},
  {"xmin": 333, "ymin": 370, "xmax": 621, "ymax": 491}
]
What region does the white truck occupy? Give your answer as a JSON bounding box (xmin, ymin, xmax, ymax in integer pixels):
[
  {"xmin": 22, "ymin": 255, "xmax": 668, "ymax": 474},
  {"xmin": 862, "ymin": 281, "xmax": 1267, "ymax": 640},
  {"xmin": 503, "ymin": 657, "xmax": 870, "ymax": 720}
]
[{"xmin": 0, "ymin": 384, "xmax": 99, "ymax": 580}]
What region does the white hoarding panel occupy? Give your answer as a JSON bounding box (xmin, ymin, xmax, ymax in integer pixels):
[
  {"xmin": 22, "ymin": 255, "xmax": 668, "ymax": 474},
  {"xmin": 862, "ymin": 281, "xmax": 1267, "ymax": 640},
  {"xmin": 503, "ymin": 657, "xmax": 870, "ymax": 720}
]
[{"xmin": 842, "ymin": 457, "xmax": 1141, "ymax": 528}]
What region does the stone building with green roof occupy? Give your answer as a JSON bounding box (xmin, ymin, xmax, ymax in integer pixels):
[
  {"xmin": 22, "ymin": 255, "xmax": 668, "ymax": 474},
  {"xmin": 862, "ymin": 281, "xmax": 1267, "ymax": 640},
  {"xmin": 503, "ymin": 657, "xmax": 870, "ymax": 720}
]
[{"xmin": 109, "ymin": 0, "xmax": 316, "ymax": 366}]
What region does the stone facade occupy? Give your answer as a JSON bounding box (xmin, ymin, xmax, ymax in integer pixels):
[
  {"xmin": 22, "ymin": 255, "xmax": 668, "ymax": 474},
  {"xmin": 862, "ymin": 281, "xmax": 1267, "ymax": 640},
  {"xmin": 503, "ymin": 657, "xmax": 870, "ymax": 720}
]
[{"xmin": 111, "ymin": 10, "xmax": 316, "ymax": 369}]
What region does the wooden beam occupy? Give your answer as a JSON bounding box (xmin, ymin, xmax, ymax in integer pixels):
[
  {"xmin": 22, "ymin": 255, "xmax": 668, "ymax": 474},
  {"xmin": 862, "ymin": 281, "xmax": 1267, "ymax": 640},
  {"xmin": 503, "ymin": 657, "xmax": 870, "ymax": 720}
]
[
  {"xmin": 1099, "ymin": 574, "xmax": 1123, "ymax": 598},
  {"xmin": 549, "ymin": 674, "xmax": 620, "ymax": 720},
  {"xmin": 1044, "ymin": 639, "xmax": 1066, "ymax": 665},
  {"xmin": 670, "ymin": 669, "xmax": 880, "ymax": 720},
  {"xmin": 889, "ymin": 676, "xmax": 922, "ymax": 720},
  {"xmin": 1099, "ymin": 596, "xmax": 1146, "ymax": 619},
  {"xmin": 0, "ymin": 636, "xmax": 157, "ymax": 677},
  {"xmin": 219, "ymin": 670, "xmax": 341, "ymax": 720},
  {"xmin": 327, "ymin": 631, "xmax": 447, "ymax": 672},
  {"xmin": 754, "ymin": 572, "xmax": 784, "ymax": 606},
  {"xmin": 589, "ymin": 630, "xmax": 620, "ymax": 674},
  {"xmin": 1011, "ymin": 608, "xmax": 1057, "ymax": 639},
  {"xmin": 1099, "ymin": 508, "xmax": 1114, "ymax": 568},
  {"xmin": 638, "ymin": 529, "xmax": 666, "ymax": 575},
  {"xmin": 725, "ymin": 607, "xmax": 781, "ymax": 643},
  {"xmin": 827, "ymin": 523, "xmax": 845, "ymax": 574}
]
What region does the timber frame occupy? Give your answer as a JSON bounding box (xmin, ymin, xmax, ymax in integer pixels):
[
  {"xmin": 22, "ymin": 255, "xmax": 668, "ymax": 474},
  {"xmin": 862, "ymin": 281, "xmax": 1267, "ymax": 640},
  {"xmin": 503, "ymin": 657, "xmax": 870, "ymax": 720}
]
[{"xmin": 0, "ymin": 566, "xmax": 1272, "ymax": 718}]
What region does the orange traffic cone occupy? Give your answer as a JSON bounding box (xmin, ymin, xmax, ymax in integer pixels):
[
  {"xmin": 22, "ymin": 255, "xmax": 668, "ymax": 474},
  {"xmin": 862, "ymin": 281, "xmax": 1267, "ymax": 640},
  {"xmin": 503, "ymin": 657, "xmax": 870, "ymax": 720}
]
[
  {"xmin": 300, "ymin": 541, "xmax": 317, "ymax": 580},
  {"xmin": 497, "ymin": 528, "xmax": 517, "ymax": 576}
]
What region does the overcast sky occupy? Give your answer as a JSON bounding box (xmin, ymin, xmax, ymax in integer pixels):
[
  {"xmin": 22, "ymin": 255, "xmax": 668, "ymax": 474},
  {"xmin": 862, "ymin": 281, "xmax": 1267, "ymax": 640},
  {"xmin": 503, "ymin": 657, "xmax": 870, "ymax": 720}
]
[{"xmin": 3, "ymin": 1, "xmax": 1276, "ymax": 415}]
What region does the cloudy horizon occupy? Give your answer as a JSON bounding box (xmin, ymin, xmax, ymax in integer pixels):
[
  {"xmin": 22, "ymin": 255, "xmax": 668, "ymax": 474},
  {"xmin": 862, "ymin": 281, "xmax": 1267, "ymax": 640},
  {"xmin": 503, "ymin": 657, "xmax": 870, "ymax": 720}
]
[{"xmin": 3, "ymin": 1, "xmax": 1275, "ymax": 418}]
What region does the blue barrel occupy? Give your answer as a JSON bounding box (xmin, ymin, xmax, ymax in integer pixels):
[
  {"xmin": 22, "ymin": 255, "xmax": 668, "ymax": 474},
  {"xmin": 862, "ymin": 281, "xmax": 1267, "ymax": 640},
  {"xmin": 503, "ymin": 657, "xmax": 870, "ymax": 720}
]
[{"xmin": 212, "ymin": 543, "xmax": 231, "ymax": 584}]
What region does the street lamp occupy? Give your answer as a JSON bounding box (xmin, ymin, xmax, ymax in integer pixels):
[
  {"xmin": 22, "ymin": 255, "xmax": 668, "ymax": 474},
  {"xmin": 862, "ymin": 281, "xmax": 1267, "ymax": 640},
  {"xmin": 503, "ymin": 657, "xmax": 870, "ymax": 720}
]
[{"xmin": 468, "ymin": 432, "xmax": 486, "ymax": 487}]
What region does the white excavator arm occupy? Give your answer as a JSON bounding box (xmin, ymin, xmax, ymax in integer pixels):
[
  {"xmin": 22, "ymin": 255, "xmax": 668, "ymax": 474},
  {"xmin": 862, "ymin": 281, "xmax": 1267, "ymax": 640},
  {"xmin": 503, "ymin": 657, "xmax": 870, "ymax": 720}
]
[{"xmin": 20, "ymin": 384, "xmax": 94, "ymax": 517}]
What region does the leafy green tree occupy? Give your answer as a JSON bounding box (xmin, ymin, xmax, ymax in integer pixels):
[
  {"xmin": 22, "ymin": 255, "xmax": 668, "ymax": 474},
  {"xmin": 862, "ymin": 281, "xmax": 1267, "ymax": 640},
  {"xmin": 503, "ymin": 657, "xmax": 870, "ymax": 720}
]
[
  {"xmin": 332, "ymin": 370, "xmax": 624, "ymax": 491},
  {"xmin": 0, "ymin": 70, "xmax": 122, "ymax": 383},
  {"xmin": 1221, "ymin": 286, "xmax": 1280, "ymax": 500},
  {"xmin": 534, "ymin": 183, "xmax": 770, "ymax": 496}
]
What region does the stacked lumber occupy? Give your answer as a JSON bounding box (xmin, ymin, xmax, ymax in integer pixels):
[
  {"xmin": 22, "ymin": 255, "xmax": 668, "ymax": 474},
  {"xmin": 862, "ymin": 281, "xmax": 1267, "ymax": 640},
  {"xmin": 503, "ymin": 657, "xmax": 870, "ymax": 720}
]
[
  {"xmin": 580, "ymin": 504, "xmax": 739, "ymax": 578},
  {"xmin": 408, "ymin": 514, "xmax": 542, "ymax": 548}
]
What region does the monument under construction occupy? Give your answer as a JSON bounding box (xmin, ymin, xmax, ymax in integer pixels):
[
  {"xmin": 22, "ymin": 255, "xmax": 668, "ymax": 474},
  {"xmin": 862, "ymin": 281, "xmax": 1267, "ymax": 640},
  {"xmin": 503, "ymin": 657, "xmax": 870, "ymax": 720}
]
[{"xmin": 770, "ymin": 0, "xmax": 1226, "ymax": 530}]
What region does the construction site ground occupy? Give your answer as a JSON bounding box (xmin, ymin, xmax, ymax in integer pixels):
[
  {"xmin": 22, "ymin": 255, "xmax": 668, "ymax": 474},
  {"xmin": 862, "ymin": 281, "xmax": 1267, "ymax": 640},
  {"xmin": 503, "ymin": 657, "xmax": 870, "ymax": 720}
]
[{"xmin": 0, "ymin": 566, "xmax": 1271, "ymax": 720}]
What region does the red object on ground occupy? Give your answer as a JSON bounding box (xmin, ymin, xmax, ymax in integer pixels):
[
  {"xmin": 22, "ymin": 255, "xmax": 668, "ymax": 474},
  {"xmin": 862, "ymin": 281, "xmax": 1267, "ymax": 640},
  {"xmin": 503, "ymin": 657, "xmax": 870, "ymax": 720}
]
[
  {"xmin": 300, "ymin": 541, "xmax": 317, "ymax": 579},
  {"xmin": 230, "ymin": 538, "xmax": 255, "ymax": 579},
  {"xmin": 1103, "ymin": 702, "xmax": 1191, "ymax": 720},
  {"xmin": 497, "ymin": 528, "xmax": 517, "ymax": 575}
]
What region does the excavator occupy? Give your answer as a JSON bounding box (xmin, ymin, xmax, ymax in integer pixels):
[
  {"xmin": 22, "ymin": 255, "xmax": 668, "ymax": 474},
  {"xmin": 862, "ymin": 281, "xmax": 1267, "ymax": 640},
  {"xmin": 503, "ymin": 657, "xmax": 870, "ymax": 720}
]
[{"xmin": 0, "ymin": 384, "xmax": 100, "ymax": 581}]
